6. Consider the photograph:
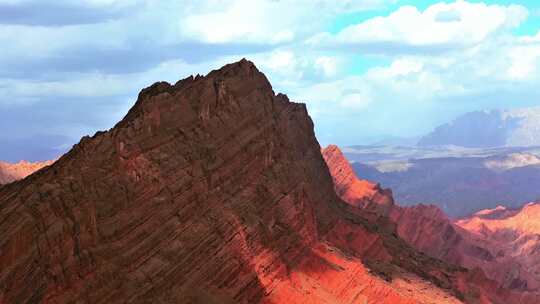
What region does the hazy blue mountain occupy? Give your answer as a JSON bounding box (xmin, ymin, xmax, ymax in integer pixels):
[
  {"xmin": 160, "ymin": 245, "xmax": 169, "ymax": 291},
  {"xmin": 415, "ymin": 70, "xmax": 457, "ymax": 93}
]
[{"xmin": 418, "ymin": 107, "xmax": 540, "ymax": 148}]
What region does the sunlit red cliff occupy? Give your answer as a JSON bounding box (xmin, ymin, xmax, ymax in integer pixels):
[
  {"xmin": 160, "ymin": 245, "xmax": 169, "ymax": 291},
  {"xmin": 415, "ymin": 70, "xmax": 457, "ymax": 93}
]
[
  {"xmin": 321, "ymin": 145, "xmax": 394, "ymax": 214},
  {"xmin": 322, "ymin": 144, "xmax": 540, "ymax": 303},
  {"xmin": 456, "ymin": 203, "xmax": 540, "ymax": 291},
  {"xmin": 0, "ymin": 60, "xmax": 525, "ymax": 303}
]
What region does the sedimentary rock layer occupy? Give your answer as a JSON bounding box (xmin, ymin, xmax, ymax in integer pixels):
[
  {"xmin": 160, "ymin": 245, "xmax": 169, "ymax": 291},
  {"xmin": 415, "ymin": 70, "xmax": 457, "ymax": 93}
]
[
  {"xmin": 323, "ymin": 144, "xmax": 540, "ymax": 303},
  {"xmin": 0, "ymin": 60, "xmax": 511, "ymax": 303}
]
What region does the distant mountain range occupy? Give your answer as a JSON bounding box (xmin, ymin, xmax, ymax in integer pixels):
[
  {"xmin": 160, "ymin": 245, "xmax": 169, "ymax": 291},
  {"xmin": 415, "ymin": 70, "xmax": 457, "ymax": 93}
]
[
  {"xmin": 418, "ymin": 107, "xmax": 540, "ymax": 148},
  {"xmin": 0, "ymin": 160, "xmax": 53, "ymax": 185},
  {"xmin": 339, "ymin": 107, "xmax": 540, "ymax": 217},
  {"xmin": 324, "ymin": 145, "xmax": 540, "ymax": 299},
  {"xmin": 343, "ymin": 145, "xmax": 540, "ymax": 217}
]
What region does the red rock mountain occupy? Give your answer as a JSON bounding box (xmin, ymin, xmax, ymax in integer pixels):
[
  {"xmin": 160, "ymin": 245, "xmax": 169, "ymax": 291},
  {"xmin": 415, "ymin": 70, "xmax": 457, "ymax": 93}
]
[
  {"xmin": 321, "ymin": 145, "xmax": 394, "ymax": 214},
  {"xmin": 456, "ymin": 203, "xmax": 540, "ymax": 291},
  {"xmin": 0, "ymin": 60, "xmax": 518, "ymax": 303},
  {"xmin": 0, "ymin": 160, "xmax": 53, "ymax": 185},
  {"xmin": 322, "ymin": 144, "xmax": 540, "ymax": 303}
]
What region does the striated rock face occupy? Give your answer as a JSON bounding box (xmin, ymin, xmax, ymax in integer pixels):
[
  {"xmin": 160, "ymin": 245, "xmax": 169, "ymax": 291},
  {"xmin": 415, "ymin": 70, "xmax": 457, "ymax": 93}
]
[
  {"xmin": 0, "ymin": 60, "xmax": 516, "ymax": 304},
  {"xmin": 456, "ymin": 203, "xmax": 540, "ymax": 292},
  {"xmin": 458, "ymin": 203, "xmax": 540, "ymax": 236},
  {"xmin": 399, "ymin": 203, "xmax": 540, "ymax": 297},
  {"xmin": 0, "ymin": 160, "xmax": 54, "ymax": 185},
  {"xmin": 322, "ymin": 145, "xmax": 394, "ymax": 214},
  {"xmin": 388, "ymin": 204, "xmax": 464, "ymax": 261},
  {"xmin": 322, "ymin": 145, "xmax": 465, "ymax": 262},
  {"xmin": 323, "ymin": 145, "xmax": 540, "ymax": 303}
]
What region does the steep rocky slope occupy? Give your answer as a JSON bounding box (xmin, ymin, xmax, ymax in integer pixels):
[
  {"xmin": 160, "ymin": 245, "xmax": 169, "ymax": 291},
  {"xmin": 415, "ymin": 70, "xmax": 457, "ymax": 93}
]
[
  {"xmin": 456, "ymin": 203, "xmax": 540, "ymax": 291},
  {"xmin": 323, "ymin": 145, "xmax": 540, "ymax": 302},
  {"xmin": 0, "ymin": 60, "xmax": 514, "ymax": 303},
  {"xmin": 0, "ymin": 160, "xmax": 53, "ymax": 185},
  {"xmin": 323, "ymin": 145, "xmax": 494, "ymax": 263},
  {"xmin": 322, "ymin": 145, "xmax": 394, "ymax": 214}
]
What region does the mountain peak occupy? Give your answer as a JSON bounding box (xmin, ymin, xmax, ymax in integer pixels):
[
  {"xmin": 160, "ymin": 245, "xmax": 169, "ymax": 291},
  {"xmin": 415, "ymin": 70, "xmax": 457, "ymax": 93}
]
[
  {"xmin": 116, "ymin": 58, "xmax": 278, "ymax": 133},
  {"xmin": 137, "ymin": 59, "xmax": 263, "ymax": 98},
  {"xmin": 207, "ymin": 58, "xmax": 259, "ymax": 77},
  {"xmin": 0, "ymin": 62, "xmax": 522, "ymax": 304},
  {"xmin": 0, "ymin": 159, "xmax": 53, "ymax": 185},
  {"xmin": 0, "ymin": 60, "xmax": 333, "ymax": 303},
  {"xmin": 457, "ymin": 201, "xmax": 540, "ymax": 235}
]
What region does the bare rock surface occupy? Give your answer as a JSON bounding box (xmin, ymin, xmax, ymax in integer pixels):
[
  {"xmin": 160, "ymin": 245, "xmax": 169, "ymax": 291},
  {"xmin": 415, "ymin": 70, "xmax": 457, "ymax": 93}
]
[
  {"xmin": 0, "ymin": 160, "xmax": 53, "ymax": 185},
  {"xmin": 322, "ymin": 145, "xmax": 394, "ymax": 214},
  {"xmin": 456, "ymin": 202, "xmax": 540, "ymax": 292},
  {"xmin": 0, "ymin": 60, "xmax": 515, "ymax": 303},
  {"xmin": 323, "ymin": 144, "xmax": 540, "ymax": 303}
]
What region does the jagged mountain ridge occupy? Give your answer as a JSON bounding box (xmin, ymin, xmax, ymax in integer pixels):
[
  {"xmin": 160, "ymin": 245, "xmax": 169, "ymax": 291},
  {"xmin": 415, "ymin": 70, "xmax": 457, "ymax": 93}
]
[
  {"xmin": 456, "ymin": 202, "xmax": 540, "ymax": 291},
  {"xmin": 0, "ymin": 160, "xmax": 53, "ymax": 185},
  {"xmin": 0, "ymin": 60, "xmax": 515, "ymax": 303},
  {"xmin": 322, "ymin": 145, "xmax": 540, "ymax": 302}
]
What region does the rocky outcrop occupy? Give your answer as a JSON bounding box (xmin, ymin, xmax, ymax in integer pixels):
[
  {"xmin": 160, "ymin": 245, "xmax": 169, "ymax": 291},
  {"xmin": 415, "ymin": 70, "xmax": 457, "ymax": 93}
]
[
  {"xmin": 322, "ymin": 145, "xmax": 394, "ymax": 215},
  {"xmin": 323, "ymin": 145, "xmax": 492, "ymax": 263},
  {"xmin": 0, "ymin": 160, "xmax": 53, "ymax": 185},
  {"xmin": 0, "ymin": 60, "xmax": 516, "ymax": 303},
  {"xmin": 323, "ymin": 144, "xmax": 540, "ymax": 302},
  {"xmin": 456, "ymin": 203, "xmax": 540, "ymax": 292}
]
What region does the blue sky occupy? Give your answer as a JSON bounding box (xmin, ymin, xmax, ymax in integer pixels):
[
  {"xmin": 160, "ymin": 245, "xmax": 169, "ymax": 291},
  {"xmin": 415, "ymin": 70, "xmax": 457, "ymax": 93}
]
[{"xmin": 1, "ymin": 0, "xmax": 540, "ymax": 161}]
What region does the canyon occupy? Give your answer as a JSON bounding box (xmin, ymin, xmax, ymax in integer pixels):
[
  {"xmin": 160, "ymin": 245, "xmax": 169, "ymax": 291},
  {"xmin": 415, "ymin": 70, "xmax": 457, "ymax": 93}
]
[
  {"xmin": 323, "ymin": 144, "xmax": 540, "ymax": 303},
  {"xmin": 0, "ymin": 60, "xmax": 522, "ymax": 303},
  {"xmin": 344, "ymin": 145, "xmax": 540, "ymax": 217}
]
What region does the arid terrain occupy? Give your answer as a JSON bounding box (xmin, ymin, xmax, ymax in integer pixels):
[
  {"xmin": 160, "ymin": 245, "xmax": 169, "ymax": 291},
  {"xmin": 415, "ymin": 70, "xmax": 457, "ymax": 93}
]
[
  {"xmin": 343, "ymin": 145, "xmax": 540, "ymax": 217},
  {"xmin": 323, "ymin": 144, "xmax": 540, "ymax": 303},
  {"xmin": 0, "ymin": 60, "xmax": 527, "ymax": 304}
]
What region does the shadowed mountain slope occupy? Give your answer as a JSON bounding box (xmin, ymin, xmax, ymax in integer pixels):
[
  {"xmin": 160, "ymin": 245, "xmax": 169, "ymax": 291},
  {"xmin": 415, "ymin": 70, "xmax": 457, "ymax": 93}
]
[{"xmin": 0, "ymin": 60, "xmax": 517, "ymax": 304}]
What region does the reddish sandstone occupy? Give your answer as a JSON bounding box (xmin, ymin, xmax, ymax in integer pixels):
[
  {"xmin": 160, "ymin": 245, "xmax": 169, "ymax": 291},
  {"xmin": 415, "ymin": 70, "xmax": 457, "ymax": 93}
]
[
  {"xmin": 0, "ymin": 60, "xmax": 511, "ymax": 303},
  {"xmin": 322, "ymin": 144, "xmax": 540, "ymax": 303},
  {"xmin": 322, "ymin": 145, "xmax": 394, "ymax": 215}
]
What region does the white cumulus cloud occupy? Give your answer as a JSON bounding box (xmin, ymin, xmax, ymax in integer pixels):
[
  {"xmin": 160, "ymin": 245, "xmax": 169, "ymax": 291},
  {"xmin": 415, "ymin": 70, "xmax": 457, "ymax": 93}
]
[{"xmin": 310, "ymin": 1, "xmax": 528, "ymax": 53}]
